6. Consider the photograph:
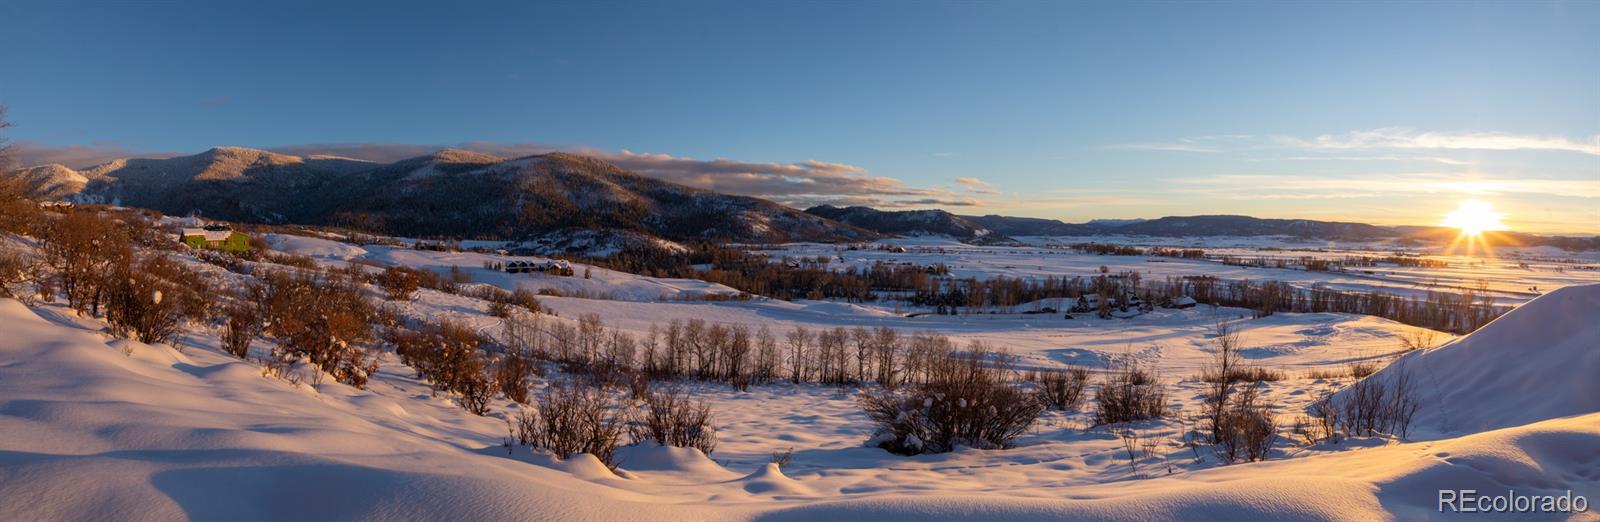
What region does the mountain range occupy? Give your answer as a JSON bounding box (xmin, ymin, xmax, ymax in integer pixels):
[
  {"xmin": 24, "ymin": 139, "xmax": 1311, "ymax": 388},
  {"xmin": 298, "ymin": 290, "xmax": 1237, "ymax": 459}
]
[
  {"xmin": 6, "ymin": 148, "xmax": 1596, "ymax": 251},
  {"xmin": 803, "ymin": 205, "xmax": 1600, "ymax": 249},
  {"xmin": 804, "ymin": 205, "xmax": 1392, "ymax": 241},
  {"xmin": 6, "ymin": 147, "xmax": 882, "ymax": 250}
]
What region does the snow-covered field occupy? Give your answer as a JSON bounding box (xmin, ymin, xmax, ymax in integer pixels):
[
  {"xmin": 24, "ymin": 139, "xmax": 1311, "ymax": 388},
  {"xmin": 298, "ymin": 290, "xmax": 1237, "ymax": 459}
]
[
  {"xmin": 3, "ymin": 231, "xmax": 1598, "ymax": 520},
  {"xmin": 761, "ymin": 236, "xmax": 1600, "ymax": 307},
  {"xmin": 267, "ymin": 233, "xmax": 741, "ymax": 302}
]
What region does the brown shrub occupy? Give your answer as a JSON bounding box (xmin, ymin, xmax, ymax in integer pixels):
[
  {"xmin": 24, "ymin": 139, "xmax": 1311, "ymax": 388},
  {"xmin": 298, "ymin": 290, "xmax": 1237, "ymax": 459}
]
[
  {"xmin": 377, "ymin": 266, "xmax": 422, "ymax": 300},
  {"xmin": 104, "ymin": 255, "xmax": 200, "ymax": 345},
  {"xmin": 1093, "ymin": 360, "xmax": 1168, "ymax": 425},
  {"xmin": 1213, "ymin": 385, "xmax": 1278, "ymax": 464},
  {"xmin": 526, "ymin": 380, "xmax": 626, "ymax": 469},
  {"xmin": 258, "ymin": 269, "xmax": 378, "ymax": 388},
  {"xmin": 630, "ymin": 387, "xmax": 717, "ymax": 455},
  {"xmin": 495, "ymin": 353, "xmax": 535, "ymax": 404},
  {"xmin": 860, "ymin": 345, "xmax": 1044, "ymax": 455},
  {"xmin": 1033, "ymin": 366, "xmax": 1090, "ymax": 411}
]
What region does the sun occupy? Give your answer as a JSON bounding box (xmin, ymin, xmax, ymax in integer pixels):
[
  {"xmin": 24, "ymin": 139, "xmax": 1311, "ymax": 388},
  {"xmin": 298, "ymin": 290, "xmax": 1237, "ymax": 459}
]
[{"xmin": 1442, "ymin": 200, "xmax": 1507, "ymax": 236}]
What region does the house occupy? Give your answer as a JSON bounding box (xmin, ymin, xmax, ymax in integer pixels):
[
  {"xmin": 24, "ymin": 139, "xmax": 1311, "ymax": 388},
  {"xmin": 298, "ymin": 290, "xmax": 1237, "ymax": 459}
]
[
  {"xmin": 180, "ymin": 224, "xmax": 250, "ymax": 252},
  {"xmin": 503, "ymin": 259, "xmax": 574, "ymax": 276},
  {"xmin": 1162, "ymin": 296, "xmax": 1198, "ymax": 309}
]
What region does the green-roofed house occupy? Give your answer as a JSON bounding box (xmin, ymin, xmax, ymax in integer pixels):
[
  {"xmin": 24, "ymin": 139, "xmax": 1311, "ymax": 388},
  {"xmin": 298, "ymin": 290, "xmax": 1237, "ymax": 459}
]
[{"xmin": 180, "ymin": 225, "xmax": 251, "ymax": 253}]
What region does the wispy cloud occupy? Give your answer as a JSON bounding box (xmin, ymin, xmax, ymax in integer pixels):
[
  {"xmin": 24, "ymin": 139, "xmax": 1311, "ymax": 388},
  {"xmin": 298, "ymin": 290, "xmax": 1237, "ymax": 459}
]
[
  {"xmin": 1102, "ymin": 142, "xmax": 1218, "ymax": 153},
  {"xmin": 1103, "ymin": 134, "xmax": 1257, "ymax": 153},
  {"xmin": 1272, "ymin": 155, "xmax": 1478, "ymax": 166},
  {"xmin": 1170, "ymin": 173, "xmax": 1600, "ymax": 200},
  {"xmin": 1281, "ymin": 128, "xmax": 1600, "ymax": 156},
  {"xmin": 596, "ymin": 150, "xmax": 983, "ymax": 208},
  {"xmin": 1109, "ymin": 129, "xmax": 1600, "ymax": 156},
  {"xmin": 8, "ymin": 140, "xmax": 179, "ymax": 168},
  {"xmin": 955, "ymin": 177, "xmax": 990, "ymax": 187}
]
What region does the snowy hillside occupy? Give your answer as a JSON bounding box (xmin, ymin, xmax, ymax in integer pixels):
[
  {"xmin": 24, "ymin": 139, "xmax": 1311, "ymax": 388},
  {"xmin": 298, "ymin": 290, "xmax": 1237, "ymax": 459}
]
[
  {"xmin": 2, "ymin": 288, "xmax": 1597, "ymax": 520},
  {"xmin": 266, "ymin": 233, "xmax": 740, "ymax": 302},
  {"xmin": 1332, "ymin": 283, "xmax": 1600, "ymax": 437},
  {"xmin": 2, "ymin": 148, "xmax": 879, "ymax": 246}
]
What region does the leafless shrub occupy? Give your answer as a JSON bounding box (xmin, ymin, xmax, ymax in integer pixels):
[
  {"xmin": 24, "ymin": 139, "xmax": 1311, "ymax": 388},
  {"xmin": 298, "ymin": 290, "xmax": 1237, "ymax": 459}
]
[
  {"xmin": 263, "ymin": 251, "xmax": 319, "ymax": 270},
  {"xmin": 104, "ymin": 255, "xmax": 197, "ymax": 345},
  {"xmin": 1309, "ymin": 391, "xmax": 1342, "ymax": 444},
  {"xmin": 630, "ymin": 387, "xmax": 717, "ymax": 455},
  {"xmin": 495, "ymin": 353, "xmax": 534, "ymax": 404},
  {"xmin": 527, "ymin": 380, "xmax": 627, "ymax": 469},
  {"xmin": 395, "ymin": 319, "xmax": 494, "ymax": 413},
  {"xmin": 1399, "ymin": 329, "xmax": 1441, "ymax": 351},
  {"xmin": 39, "ymin": 211, "xmax": 133, "ymax": 315},
  {"xmin": 1198, "ymin": 366, "xmax": 1285, "ymax": 383},
  {"xmin": 770, "ymin": 447, "xmax": 795, "ymax": 467},
  {"xmin": 258, "ymin": 269, "xmax": 379, "ymax": 388},
  {"xmin": 1093, "ymin": 359, "xmax": 1168, "ymax": 425},
  {"xmin": 1117, "ymin": 427, "xmax": 1143, "ymax": 478},
  {"xmin": 1346, "ymin": 360, "xmax": 1380, "ymax": 379},
  {"xmin": 1303, "ymin": 368, "xmax": 1343, "ymax": 380},
  {"xmin": 625, "ymin": 371, "xmax": 652, "ymax": 401},
  {"xmin": 1213, "ymin": 385, "xmax": 1277, "ymax": 464},
  {"xmin": 1033, "ymin": 366, "xmax": 1090, "ymax": 411},
  {"xmin": 510, "ymin": 408, "xmax": 539, "ymax": 446},
  {"xmin": 860, "ymin": 344, "xmax": 1044, "ymax": 455},
  {"xmin": 1387, "ymin": 367, "xmax": 1421, "ymax": 440},
  {"xmin": 377, "ymin": 265, "xmax": 422, "ymax": 300},
  {"xmin": 465, "ymin": 285, "xmax": 544, "ymax": 315},
  {"xmin": 0, "ymin": 246, "xmax": 41, "ymax": 303},
  {"xmin": 1331, "ymin": 366, "xmax": 1418, "ymax": 439},
  {"xmin": 456, "ymin": 357, "xmax": 494, "ymax": 416},
  {"xmin": 1200, "ymin": 322, "xmax": 1241, "ymax": 443},
  {"xmin": 221, "ymin": 299, "xmax": 263, "ymax": 358}
]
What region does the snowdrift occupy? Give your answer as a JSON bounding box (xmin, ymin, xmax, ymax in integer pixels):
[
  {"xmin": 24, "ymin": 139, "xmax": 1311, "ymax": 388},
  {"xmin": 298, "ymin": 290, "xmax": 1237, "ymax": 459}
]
[
  {"xmin": 2, "ymin": 285, "xmax": 1597, "ymax": 521},
  {"xmin": 0, "ymin": 299, "xmax": 721, "ymax": 522},
  {"xmin": 1332, "ymin": 283, "xmax": 1600, "ymax": 436}
]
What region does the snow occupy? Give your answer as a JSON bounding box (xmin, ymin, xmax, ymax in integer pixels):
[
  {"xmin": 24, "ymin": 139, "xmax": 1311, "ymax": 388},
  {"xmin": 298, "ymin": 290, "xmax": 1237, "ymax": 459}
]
[
  {"xmin": 265, "ymin": 233, "xmax": 740, "ymax": 302},
  {"xmin": 764, "ymin": 239, "xmax": 1600, "ymax": 307},
  {"xmin": 3, "ymin": 229, "xmax": 1597, "ymax": 520},
  {"xmin": 1335, "ymin": 283, "xmax": 1600, "ymax": 437}
]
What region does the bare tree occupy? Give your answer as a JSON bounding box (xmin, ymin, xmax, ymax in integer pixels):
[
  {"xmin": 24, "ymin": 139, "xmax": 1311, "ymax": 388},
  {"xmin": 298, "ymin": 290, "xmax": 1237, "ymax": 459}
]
[
  {"xmin": 0, "ymin": 105, "xmax": 13, "ymax": 167},
  {"xmin": 1202, "ymin": 321, "xmax": 1242, "ymax": 443},
  {"xmin": 785, "ymin": 326, "xmax": 811, "ymax": 383}
]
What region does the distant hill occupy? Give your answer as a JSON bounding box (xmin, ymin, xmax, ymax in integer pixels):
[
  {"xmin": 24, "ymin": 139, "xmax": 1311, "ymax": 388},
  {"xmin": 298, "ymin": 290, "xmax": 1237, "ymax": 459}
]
[
  {"xmin": 1112, "ymin": 215, "xmax": 1395, "ymax": 240},
  {"xmin": 2, "ymin": 148, "xmax": 880, "ymax": 248},
  {"xmin": 809, "ymin": 208, "xmax": 1396, "ymax": 241},
  {"xmin": 7, "ymin": 151, "xmax": 1596, "ymax": 250},
  {"xmin": 961, "ymin": 214, "xmax": 1100, "ymax": 236},
  {"xmin": 804, "ymin": 205, "xmax": 1003, "ymax": 241},
  {"xmin": 4, "ymin": 164, "xmax": 89, "ymax": 200}
]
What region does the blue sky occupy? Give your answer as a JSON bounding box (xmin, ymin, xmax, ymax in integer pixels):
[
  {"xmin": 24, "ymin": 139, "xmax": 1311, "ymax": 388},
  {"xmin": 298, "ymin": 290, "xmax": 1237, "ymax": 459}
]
[{"xmin": 2, "ymin": 1, "xmax": 1596, "ymax": 232}]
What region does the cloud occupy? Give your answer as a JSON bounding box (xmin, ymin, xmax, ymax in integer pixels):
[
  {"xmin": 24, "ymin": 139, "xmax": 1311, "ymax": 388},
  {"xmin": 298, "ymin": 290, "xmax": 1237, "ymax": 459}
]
[
  {"xmin": 9, "ymin": 140, "xmax": 982, "ymax": 209},
  {"xmin": 7, "ymin": 141, "xmax": 180, "ymax": 169},
  {"xmin": 1102, "ymin": 142, "xmax": 1218, "ymax": 153},
  {"xmin": 1282, "ymin": 128, "xmax": 1600, "ymax": 156},
  {"xmin": 1271, "ymin": 155, "xmax": 1478, "ymax": 166},
  {"xmin": 1169, "ymin": 173, "xmax": 1600, "ymax": 200},
  {"xmin": 1103, "ymin": 134, "xmax": 1257, "ymax": 153},
  {"xmin": 268, "ymin": 143, "xmax": 449, "ymax": 162},
  {"xmin": 594, "ymin": 149, "xmax": 976, "ymax": 208},
  {"xmin": 955, "ymin": 177, "xmax": 991, "ymax": 187},
  {"xmin": 1110, "ymin": 129, "xmax": 1600, "ymax": 156}
]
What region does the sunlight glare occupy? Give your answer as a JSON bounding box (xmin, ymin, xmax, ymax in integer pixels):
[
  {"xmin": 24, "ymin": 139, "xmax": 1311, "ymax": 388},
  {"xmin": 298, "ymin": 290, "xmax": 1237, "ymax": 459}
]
[{"xmin": 1442, "ymin": 200, "xmax": 1507, "ymax": 236}]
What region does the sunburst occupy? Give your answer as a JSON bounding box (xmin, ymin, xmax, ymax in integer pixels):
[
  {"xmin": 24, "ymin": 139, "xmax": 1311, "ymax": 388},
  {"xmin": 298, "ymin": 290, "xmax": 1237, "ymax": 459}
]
[{"xmin": 1441, "ymin": 200, "xmax": 1507, "ymax": 257}]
